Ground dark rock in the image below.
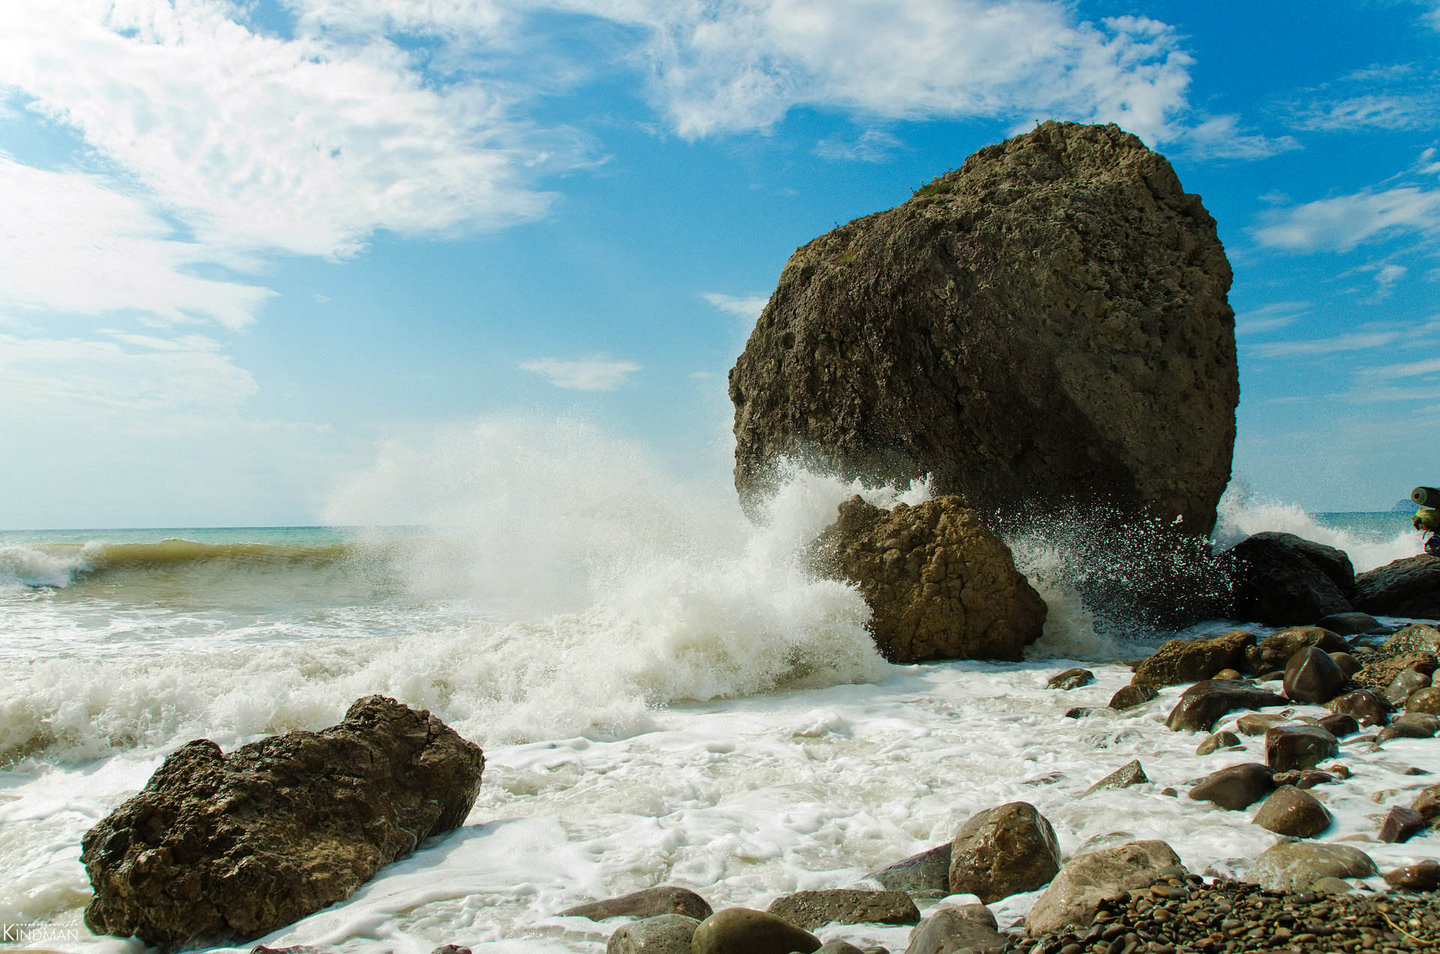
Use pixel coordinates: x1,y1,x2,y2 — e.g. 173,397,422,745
1380,806,1427,843
562,886,713,922
814,943,869,954
1283,646,1346,703
82,696,484,949
1248,626,1349,675
869,843,951,897
1316,611,1383,635
1221,533,1355,626
1084,760,1148,795
766,889,919,931
430,947,472,954
904,904,1005,954
948,801,1061,903
1315,713,1359,738
1188,763,1275,810
1247,843,1378,892
1387,667,1434,705
1385,860,1440,891
1165,679,1287,732
1132,630,1254,688
1252,786,1332,837
606,915,700,954
1235,712,1289,736
1355,557,1440,619
1196,730,1242,755
1328,689,1391,727
1397,712,1440,733
1272,770,1335,789
1264,725,1339,772
1108,683,1158,711
815,495,1045,662
691,908,820,954
1407,686,1440,714
1025,841,1182,936
1047,668,1094,690
1330,651,1361,678
1064,706,1099,719
729,121,1238,534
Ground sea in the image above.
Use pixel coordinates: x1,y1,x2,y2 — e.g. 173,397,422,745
1,440,1436,953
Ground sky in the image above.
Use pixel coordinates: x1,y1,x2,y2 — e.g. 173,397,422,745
0,0,1438,528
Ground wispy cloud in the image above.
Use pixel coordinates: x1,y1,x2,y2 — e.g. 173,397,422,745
703,292,769,321
519,355,641,390
1235,301,1309,335
1179,114,1299,160
814,128,904,163
1249,329,1403,359
1253,183,1440,253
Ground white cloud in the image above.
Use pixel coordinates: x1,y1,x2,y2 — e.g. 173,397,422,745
1254,185,1440,253
1295,93,1440,132
0,330,257,417
703,292,769,320
0,0,559,263
1234,301,1308,335
0,156,271,328
1179,113,1299,160
519,355,641,390
1250,330,1403,359
1374,263,1409,295
814,128,903,163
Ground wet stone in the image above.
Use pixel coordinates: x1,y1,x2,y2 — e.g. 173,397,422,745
1109,683,1159,712
1085,760,1149,796
1252,785,1332,838
1385,859,1440,891
1328,689,1391,727
1195,731,1242,756
1048,668,1095,690
1265,725,1339,772
1380,805,1427,843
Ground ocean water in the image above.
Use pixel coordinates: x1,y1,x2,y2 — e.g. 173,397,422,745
1,426,1435,953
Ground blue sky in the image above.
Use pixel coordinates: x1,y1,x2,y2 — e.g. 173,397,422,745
1,0,1438,528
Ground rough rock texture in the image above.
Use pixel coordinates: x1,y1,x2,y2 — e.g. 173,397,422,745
1354,650,1437,695
1220,532,1356,625
870,843,952,898
1047,668,1094,690
765,889,919,931
1025,841,1183,936
729,121,1238,533
1246,843,1378,892
1383,623,1440,654
906,904,1006,954
817,495,1046,662
948,801,1062,903
1246,626,1348,676
1264,725,1338,772
1108,683,1158,712
82,696,485,949
1355,555,1440,619
1131,630,1254,688
605,914,700,954
1084,760,1148,796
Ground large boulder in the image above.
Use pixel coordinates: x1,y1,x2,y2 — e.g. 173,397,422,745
948,801,1062,903
1165,680,1287,732
729,121,1238,533
816,495,1046,662
1131,629,1254,687
1220,532,1355,625
1025,841,1183,936
1355,556,1440,619
82,696,485,949
1246,843,1378,892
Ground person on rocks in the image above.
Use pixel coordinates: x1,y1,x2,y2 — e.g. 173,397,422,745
1413,506,1440,557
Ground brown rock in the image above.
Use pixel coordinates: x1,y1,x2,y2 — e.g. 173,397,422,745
1387,667,1434,705
1264,725,1339,772
1132,630,1255,688
1330,652,1361,678
815,495,1046,662
1283,646,1346,703
1377,721,1436,744
1025,841,1183,936
1316,713,1360,738
948,801,1061,903
1166,679,1287,732
1414,783,1440,820
691,908,820,954
1354,650,1438,695
605,915,700,954
561,886,713,922
1328,689,1391,727
729,121,1239,534
765,889,919,931
1316,611,1383,635
1196,730,1242,755
1109,683,1159,711
1248,626,1349,675
81,696,485,949
1407,687,1440,715
1222,534,1355,626
1247,842,1378,892
905,904,1005,954
1047,667,1094,690
1252,785,1332,837
869,843,951,897
1235,712,1289,736
1084,760,1148,795
1380,806,1427,843
1385,860,1440,891
1188,763,1275,810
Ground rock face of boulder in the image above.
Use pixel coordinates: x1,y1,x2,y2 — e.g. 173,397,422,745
1026,841,1183,936
1221,532,1355,625
1355,556,1440,619
1131,630,1254,688
82,696,485,949
817,495,1046,662
729,121,1238,533
949,801,1062,903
